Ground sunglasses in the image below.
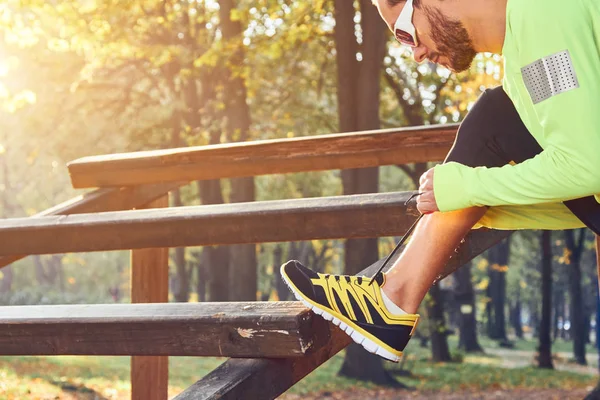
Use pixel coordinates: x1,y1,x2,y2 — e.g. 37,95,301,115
393,0,418,47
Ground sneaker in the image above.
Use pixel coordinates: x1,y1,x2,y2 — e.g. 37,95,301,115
280,260,419,362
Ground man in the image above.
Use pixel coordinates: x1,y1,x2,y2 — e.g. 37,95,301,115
281,0,600,362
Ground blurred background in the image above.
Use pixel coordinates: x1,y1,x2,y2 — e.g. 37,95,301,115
0,0,598,398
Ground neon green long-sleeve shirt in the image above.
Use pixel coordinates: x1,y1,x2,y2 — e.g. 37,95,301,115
433,0,600,230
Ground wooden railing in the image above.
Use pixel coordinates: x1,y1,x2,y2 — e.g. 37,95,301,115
67,124,458,188
0,124,510,399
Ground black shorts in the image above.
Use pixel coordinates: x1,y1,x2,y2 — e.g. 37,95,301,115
444,85,600,235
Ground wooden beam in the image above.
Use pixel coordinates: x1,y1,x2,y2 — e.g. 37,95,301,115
177,227,508,400
0,182,182,269
173,327,351,400
67,124,458,189
0,192,421,256
131,196,169,400
0,302,329,357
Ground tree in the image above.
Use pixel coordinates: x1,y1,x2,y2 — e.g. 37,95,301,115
454,261,483,352
584,235,600,399
333,0,400,385
427,284,452,361
538,231,554,369
563,228,588,365
217,0,257,301
487,237,511,343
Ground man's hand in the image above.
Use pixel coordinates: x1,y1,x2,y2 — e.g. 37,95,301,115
417,168,439,214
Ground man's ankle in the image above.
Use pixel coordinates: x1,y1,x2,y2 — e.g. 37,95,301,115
381,284,418,314
380,286,410,315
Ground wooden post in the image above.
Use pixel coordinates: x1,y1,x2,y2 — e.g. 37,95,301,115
131,195,169,400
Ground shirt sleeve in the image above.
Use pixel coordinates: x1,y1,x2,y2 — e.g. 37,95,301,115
433,0,600,212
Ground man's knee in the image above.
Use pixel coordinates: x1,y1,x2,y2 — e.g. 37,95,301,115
444,87,506,168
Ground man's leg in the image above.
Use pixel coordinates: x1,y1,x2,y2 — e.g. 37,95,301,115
382,208,485,313
382,86,547,313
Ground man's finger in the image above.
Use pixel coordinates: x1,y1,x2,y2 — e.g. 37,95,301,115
417,203,435,214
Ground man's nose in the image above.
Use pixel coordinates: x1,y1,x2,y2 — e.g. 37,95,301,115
412,46,428,63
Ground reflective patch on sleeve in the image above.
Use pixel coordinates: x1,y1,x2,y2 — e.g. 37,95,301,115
521,50,579,104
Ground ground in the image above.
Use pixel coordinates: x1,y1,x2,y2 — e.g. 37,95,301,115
0,337,597,399
283,388,591,399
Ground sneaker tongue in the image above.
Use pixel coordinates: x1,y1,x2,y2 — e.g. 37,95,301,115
374,272,385,286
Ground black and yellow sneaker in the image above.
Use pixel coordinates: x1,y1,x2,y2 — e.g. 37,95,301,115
280,260,419,362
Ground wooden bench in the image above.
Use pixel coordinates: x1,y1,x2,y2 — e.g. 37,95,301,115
0,123,514,399
0,302,329,357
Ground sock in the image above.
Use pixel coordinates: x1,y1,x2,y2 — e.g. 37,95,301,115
380,286,409,315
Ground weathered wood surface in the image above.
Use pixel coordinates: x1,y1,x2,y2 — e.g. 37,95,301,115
131,196,169,400
0,182,181,269
173,326,351,400
177,226,510,400
0,192,421,256
68,124,458,188
0,302,329,357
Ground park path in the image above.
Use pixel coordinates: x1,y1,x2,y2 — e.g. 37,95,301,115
282,388,590,399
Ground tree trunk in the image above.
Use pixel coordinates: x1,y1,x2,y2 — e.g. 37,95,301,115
198,180,229,302
584,313,591,345
171,186,190,302
487,238,510,342
565,229,587,365
0,267,12,294
273,245,289,301
196,259,206,302
553,289,561,341
538,231,554,369
511,286,523,339
168,110,191,303
454,262,483,352
428,284,452,362
0,133,13,293
48,255,64,292
486,285,493,337
584,235,600,399
336,0,400,386
530,299,539,338
218,0,256,302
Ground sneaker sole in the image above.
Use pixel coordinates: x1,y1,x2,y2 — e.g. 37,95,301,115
280,265,402,363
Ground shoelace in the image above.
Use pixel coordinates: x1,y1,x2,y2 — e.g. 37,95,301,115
368,192,425,286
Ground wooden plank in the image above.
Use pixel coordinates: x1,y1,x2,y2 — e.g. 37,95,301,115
131,196,169,400
174,327,351,400
67,124,458,189
0,182,182,269
178,227,508,400
0,192,421,256
0,302,329,357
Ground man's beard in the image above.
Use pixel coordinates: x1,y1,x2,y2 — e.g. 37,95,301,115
424,6,477,72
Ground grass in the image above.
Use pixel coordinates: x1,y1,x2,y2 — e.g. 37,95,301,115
0,336,597,399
